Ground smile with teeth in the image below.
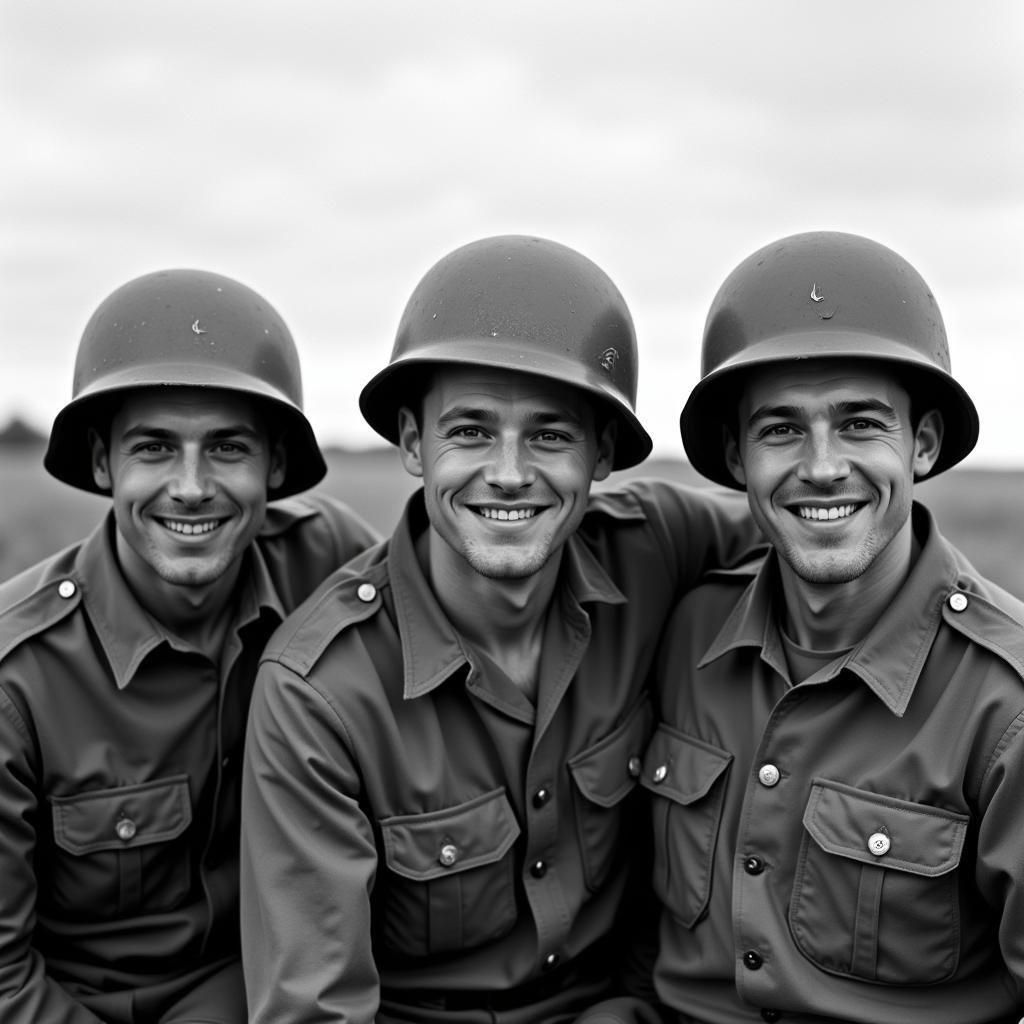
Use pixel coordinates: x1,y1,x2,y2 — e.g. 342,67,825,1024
160,518,223,535
795,504,859,522
477,507,537,522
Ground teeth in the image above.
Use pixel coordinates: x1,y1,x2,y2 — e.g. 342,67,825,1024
480,508,536,521
797,504,858,521
163,519,220,535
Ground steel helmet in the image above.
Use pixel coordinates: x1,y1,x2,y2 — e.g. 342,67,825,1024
359,235,653,469
680,231,979,489
45,268,327,498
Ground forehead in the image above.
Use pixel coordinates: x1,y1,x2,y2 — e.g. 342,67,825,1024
740,359,909,412
422,365,592,419
109,387,264,432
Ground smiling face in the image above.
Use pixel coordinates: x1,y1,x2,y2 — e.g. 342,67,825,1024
397,366,615,584
91,388,286,599
725,359,942,587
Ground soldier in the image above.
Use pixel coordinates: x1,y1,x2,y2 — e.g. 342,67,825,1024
646,231,1024,1022
0,270,377,1023
239,235,762,1024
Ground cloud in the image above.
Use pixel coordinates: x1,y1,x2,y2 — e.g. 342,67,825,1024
2,0,1021,463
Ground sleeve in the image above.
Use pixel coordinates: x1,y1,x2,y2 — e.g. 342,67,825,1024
240,659,380,1024
975,709,1024,1008
0,689,105,1024
629,478,762,597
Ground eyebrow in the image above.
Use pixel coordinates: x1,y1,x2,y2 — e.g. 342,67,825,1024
121,424,263,441
746,398,897,424
436,405,585,429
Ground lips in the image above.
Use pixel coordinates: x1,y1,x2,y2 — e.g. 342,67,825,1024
475,507,538,522
793,503,862,522
158,518,225,536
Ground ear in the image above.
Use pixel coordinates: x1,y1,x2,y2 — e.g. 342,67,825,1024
89,428,113,492
723,425,747,488
912,409,944,480
591,419,618,483
267,437,288,492
397,407,424,478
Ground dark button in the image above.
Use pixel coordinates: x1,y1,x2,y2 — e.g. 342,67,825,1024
761,1011,782,1022
532,787,551,808
744,855,765,875
743,950,763,970
529,860,547,878
543,952,560,971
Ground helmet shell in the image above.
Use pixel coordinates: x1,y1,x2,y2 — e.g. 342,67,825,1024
680,231,979,489
359,235,652,469
45,269,326,498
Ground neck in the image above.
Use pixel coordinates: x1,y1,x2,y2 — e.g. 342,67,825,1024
115,535,241,661
778,520,918,651
418,529,560,697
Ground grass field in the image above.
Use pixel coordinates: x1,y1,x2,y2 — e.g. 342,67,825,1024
2,442,1022,598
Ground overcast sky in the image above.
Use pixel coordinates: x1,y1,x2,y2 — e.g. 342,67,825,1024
2,1,1021,466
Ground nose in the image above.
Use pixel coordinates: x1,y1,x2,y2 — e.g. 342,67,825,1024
797,428,850,487
482,435,536,492
167,448,215,505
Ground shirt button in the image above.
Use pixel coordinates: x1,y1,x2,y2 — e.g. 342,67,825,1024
115,817,137,842
743,950,764,970
543,952,560,971
532,787,551,808
948,592,968,613
58,580,76,599
652,764,668,784
867,832,891,857
529,860,547,878
744,855,765,875
758,764,781,787
627,756,642,778
356,582,377,603
438,843,459,867
761,1011,782,1022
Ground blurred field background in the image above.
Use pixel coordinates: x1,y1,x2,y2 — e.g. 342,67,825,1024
2,439,1022,598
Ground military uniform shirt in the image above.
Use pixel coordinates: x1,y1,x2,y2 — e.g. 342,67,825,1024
240,481,760,1024
0,494,376,1024
647,504,1024,1024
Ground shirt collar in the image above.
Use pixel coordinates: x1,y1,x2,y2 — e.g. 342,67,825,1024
77,513,284,690
389,491,626,700
699,503,959,716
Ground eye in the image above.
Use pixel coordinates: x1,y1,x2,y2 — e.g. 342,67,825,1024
758,423,797,439
535,429,571,443
450,425,486,440
843,418,881,433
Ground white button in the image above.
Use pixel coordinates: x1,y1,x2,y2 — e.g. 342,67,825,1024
758,764,781,787
627,756,642,778
868,832,890,856
948,593,968,613
356,583,376,603
58,580,76,599
439,843,458,867
116,818,137,842
652,764,668,784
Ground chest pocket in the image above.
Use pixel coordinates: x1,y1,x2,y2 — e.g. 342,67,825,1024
640,724,732,928
568,699,653,893
790,778,968,984
47,775,193,918
379,787,520,957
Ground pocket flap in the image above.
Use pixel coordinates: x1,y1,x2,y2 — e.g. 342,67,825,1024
640,725,732,805
381,788,520,881
50,775,192,855
568,699,653,808
802,779,968,877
